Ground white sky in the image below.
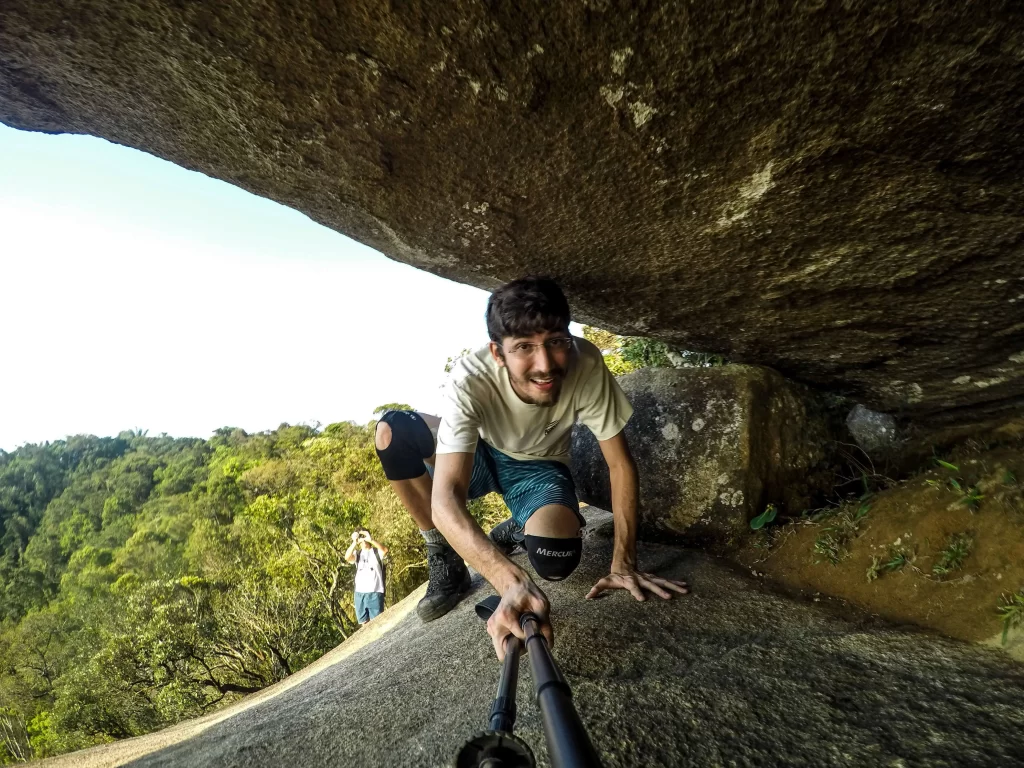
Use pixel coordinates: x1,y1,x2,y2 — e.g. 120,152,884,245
0,124,565,451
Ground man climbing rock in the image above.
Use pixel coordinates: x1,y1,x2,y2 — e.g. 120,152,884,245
373,276,688,657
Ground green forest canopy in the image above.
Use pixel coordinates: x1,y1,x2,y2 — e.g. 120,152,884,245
0,422,506,760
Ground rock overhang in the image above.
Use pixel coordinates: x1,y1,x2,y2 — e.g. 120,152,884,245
2,1,1022,438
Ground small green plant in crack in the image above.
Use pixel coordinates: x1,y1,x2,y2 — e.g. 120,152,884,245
814,532,845,565
883,547,913,572
853,502,871,524
997,590,1024,645
867,545,914,582
1002,469,1018,487
750,504,778,531
944,476,983,511
813,504,870,565
959,485,984,511
932,533,973,577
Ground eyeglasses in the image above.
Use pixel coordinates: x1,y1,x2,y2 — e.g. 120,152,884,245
502,337,574,359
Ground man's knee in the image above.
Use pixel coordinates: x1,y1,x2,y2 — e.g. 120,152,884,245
521,504,583,581
375,421,392,451
374,410,433,481
524,534,582,581
524,504,581,538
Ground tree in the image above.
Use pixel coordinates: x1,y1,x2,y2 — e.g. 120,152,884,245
582,325,724,375
372,403,413,415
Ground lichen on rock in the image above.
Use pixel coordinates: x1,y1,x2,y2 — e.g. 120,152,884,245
571,365,835,548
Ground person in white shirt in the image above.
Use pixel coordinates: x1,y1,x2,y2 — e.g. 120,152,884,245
345,530,388,624
373,277,688,657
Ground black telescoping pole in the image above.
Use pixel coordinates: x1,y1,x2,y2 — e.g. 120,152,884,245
456,597,536,768
488,635,522,733
520,614,603,768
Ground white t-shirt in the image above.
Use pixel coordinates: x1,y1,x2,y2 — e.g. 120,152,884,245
354,548,385,594
436,336,633,465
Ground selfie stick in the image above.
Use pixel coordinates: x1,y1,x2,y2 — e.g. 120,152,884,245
519,613,603,768
455,603,535,768
489,634,523,733
457,597,603,768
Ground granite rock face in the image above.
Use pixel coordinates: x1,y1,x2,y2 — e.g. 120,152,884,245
2,2,1024,438
41,511,1024,768
571,366,834,547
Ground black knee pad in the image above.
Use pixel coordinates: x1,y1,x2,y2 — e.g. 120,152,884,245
376,410,435,481
524,535,582,581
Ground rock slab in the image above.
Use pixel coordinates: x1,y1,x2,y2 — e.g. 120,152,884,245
572,365,834,547
43,510,1024,768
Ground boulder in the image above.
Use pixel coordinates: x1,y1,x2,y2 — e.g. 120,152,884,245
41,510,1024,768
571,365,834,548
846,404,900,461
3,2,1024,439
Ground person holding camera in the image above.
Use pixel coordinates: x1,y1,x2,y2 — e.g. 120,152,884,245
345,530,389,625
373,276,689,657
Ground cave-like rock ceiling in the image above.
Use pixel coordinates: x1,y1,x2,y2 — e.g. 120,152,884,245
3,1,1022,439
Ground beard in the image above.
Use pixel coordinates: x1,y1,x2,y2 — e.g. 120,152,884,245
508,365,567,406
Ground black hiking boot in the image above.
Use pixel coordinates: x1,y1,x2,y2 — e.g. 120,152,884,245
416,542,472,622
488,517,525,556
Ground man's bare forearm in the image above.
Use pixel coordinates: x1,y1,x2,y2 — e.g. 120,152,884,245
609,459,640,570
432,487,525,593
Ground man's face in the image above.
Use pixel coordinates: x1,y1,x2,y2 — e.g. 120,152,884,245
489,329,575,406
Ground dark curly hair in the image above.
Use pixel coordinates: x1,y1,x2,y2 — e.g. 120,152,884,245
485,276,571,343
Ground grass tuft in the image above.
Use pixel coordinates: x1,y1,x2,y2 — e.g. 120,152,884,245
958,486,984,511
932,532,973,577
998,590,1024,645
813,503,870,565
866,544,914,582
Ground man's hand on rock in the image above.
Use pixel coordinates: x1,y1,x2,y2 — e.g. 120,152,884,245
488,573,552,661
585,568,689,601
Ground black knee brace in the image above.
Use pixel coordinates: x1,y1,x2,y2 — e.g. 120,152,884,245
524,535,583,581
375,410,435,481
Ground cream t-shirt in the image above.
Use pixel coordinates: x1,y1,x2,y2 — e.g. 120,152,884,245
436,336,633,465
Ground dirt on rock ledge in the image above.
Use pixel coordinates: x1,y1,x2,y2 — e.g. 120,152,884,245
736,441,1024,660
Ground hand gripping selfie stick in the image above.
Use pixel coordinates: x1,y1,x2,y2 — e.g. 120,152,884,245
455,597,603,768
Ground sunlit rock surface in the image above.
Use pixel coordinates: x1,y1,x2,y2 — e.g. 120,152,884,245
572,366,834,546
41,511,1024,768
2,2,1024,441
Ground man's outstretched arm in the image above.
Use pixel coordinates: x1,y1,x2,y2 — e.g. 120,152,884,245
585,431,690,601
431,451,552,659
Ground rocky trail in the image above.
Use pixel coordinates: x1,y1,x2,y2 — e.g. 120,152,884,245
45,511,1024,768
